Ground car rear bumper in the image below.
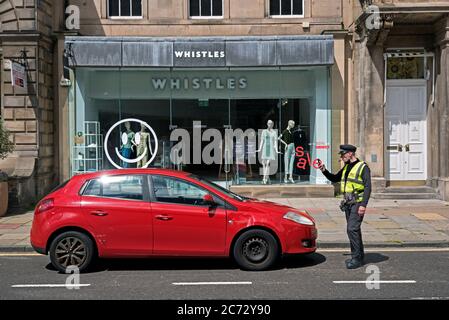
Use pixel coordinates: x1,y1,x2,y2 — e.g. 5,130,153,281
30,215,48,255
32,244,47,255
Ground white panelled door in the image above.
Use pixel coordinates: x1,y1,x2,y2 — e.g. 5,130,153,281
386,81,427,181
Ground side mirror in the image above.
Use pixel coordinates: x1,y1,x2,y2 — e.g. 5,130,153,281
202,194,216,206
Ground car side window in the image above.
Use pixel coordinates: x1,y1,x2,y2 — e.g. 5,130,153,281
83,175,144,201
152,175,210,206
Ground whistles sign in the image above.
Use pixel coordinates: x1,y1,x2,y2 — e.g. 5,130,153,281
174,51,225,59
173,42,226,67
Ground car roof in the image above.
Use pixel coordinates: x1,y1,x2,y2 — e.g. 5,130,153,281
71,168,192,181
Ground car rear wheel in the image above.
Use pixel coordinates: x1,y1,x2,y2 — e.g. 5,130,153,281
49,231,95,273
233,229,279,271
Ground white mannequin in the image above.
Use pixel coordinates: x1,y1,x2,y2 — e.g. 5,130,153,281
134,123,153,168
257,120,280,184
279,120,296,183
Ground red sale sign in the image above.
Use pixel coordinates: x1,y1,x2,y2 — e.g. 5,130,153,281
295,146,321,170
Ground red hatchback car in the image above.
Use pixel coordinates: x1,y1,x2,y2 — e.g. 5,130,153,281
31,169,317,272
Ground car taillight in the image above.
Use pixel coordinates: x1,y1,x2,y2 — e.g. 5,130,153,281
36,198,54,214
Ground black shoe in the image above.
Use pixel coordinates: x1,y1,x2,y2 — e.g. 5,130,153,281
345,255,363,264
346,259,363,269
345,258,364,265
346,255,364,265
359,255,365,265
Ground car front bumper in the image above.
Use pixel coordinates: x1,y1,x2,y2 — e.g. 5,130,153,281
283,224,318,254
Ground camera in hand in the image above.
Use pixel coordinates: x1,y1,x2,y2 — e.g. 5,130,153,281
340,193,358,212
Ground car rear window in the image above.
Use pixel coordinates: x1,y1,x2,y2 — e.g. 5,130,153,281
82,175,144,201
49,180,70,194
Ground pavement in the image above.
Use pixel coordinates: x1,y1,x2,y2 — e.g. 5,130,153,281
265,197,449,248
0,197,449,252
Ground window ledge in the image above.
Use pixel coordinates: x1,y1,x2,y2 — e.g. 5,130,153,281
109,16,143,20
189,16,224,20
270,15,305,19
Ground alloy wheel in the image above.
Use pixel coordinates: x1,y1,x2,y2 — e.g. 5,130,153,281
55,237,87,268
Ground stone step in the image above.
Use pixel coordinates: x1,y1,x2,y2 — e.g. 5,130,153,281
372,192,438,200
382,186,436,194
230,184,335,198
372,186,438,199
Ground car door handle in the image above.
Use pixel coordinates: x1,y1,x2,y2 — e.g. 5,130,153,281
90,210,109,217
155,215,173,221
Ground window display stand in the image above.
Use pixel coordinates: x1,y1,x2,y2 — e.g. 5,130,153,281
72,121,104,175
160,140,175,169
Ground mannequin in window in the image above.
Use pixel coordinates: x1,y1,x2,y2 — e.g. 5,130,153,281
279,120,296,183
135,123,153,168
120,121,136,168
257,120,280,184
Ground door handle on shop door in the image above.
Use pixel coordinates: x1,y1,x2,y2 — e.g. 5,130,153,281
155,215,173,221
90,210,109,217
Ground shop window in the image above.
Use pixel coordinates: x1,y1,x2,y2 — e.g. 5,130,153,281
71,68,330,186
229,98,312,184
190,0,223,18
270,0,304,17
108,0,142,18
387,57,425,80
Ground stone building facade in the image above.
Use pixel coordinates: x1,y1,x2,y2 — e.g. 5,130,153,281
353,0,449,200
0,0,55,208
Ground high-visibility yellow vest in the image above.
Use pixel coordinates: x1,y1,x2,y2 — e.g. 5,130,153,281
341,161,366,202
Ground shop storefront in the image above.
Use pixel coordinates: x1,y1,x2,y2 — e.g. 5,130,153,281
65,36,333,186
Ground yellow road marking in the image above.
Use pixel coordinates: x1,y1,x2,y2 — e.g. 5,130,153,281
318,248,449,253
1,248,449,257
0,253,42,257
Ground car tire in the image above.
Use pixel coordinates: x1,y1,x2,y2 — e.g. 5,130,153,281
49,231,95,273
233,229,279,271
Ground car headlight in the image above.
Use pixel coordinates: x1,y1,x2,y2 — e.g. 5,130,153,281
283,212,314,226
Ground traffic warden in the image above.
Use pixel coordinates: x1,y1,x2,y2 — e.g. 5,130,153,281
318,144,371,269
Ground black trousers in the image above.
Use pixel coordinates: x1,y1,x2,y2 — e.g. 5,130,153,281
344,203,365,261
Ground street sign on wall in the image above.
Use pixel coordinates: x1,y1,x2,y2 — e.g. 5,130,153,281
11,62,27,90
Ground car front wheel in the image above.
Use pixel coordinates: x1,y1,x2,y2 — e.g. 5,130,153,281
49,231,95,273
233,229,279,271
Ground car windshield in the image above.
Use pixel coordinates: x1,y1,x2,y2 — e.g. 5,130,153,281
189,175,248,202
